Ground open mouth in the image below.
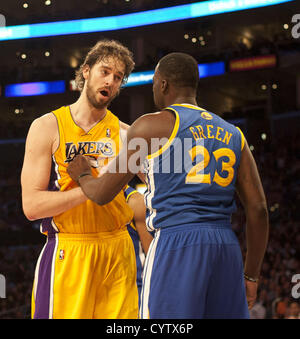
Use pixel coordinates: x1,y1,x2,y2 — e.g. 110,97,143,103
100,90,109,97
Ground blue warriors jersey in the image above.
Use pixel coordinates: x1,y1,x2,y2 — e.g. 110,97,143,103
124,186,146,299
143,104,245,231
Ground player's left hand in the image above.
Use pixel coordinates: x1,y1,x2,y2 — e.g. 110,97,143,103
67,155,92,183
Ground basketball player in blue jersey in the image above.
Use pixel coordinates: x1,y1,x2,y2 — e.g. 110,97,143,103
67,52,269,319
124,185,153,305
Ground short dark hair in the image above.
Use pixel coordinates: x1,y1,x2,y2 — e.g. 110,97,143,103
157,52,199,90
75,39,135,91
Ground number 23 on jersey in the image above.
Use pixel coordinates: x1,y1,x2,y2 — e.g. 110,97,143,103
186,145,236,187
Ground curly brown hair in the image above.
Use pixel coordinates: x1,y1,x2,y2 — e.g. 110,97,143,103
75,39,135,91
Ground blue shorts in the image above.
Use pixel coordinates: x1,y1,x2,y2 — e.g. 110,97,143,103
140,224,249,319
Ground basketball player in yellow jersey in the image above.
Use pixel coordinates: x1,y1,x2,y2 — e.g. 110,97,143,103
21,40,139,319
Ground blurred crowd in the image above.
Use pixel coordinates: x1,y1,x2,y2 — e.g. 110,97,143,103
0,125,299,319
233,130,300,319
0,245,42,319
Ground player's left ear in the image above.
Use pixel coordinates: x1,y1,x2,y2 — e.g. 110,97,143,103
161,79,168,93
82,65,90,80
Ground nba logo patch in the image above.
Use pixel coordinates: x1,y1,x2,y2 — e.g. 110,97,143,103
59,249,65,260
201,111,213,120
106,128,111,137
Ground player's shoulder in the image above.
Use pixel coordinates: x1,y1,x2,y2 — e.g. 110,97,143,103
207,110,240,133
131,110,173,130
27,112,59,146
119,120,130,131
126,188,144,209
210,113,245,150
119,120,130,144
127,110,174,143
31,112,57,129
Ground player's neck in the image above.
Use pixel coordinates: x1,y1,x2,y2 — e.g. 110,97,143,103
164,87,198,108
70,94,107,127
168,95,198,108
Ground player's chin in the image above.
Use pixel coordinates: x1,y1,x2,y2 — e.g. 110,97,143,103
93,97,111,109
104,95,116,107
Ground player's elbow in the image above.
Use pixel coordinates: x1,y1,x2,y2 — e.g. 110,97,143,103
255,201,268,218
247,201,269,224
22,198,39,221
26,214,37,222
23,205,38,221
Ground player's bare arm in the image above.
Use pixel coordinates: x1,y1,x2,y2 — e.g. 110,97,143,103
236,139,269,278
21,113,87,221
119,120,130,142
127,192,153,254
236,138,269,309
120,119,146,184
67,110,175,204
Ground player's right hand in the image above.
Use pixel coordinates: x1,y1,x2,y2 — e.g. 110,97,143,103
244,279,258,310
67,155,92,183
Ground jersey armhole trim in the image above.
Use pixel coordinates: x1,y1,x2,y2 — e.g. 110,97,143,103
128,221,137,231
125,189,138,202
172,103,205,111
50,111,60,156
50,109,62,191
236,126,245,151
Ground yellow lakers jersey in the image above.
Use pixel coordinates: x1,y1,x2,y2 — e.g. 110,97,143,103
41,105,133,234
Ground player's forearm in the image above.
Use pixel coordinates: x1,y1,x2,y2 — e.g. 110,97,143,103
22,187,88,221
78,172,132,205
82,179,121,205
244,203,269,279
135,222,153,255
78,175,112,205
139,231,153,255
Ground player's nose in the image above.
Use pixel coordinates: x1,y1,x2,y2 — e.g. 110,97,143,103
105,73,114,86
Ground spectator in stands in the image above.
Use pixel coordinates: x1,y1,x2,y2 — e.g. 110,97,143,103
285,301,300,319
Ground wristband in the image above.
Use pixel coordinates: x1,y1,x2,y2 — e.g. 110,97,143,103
77,172,92,184
244,273,259,283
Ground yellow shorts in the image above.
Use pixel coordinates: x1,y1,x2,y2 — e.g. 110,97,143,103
31,228,138,319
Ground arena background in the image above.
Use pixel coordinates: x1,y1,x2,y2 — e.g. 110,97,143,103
0,0,299,319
